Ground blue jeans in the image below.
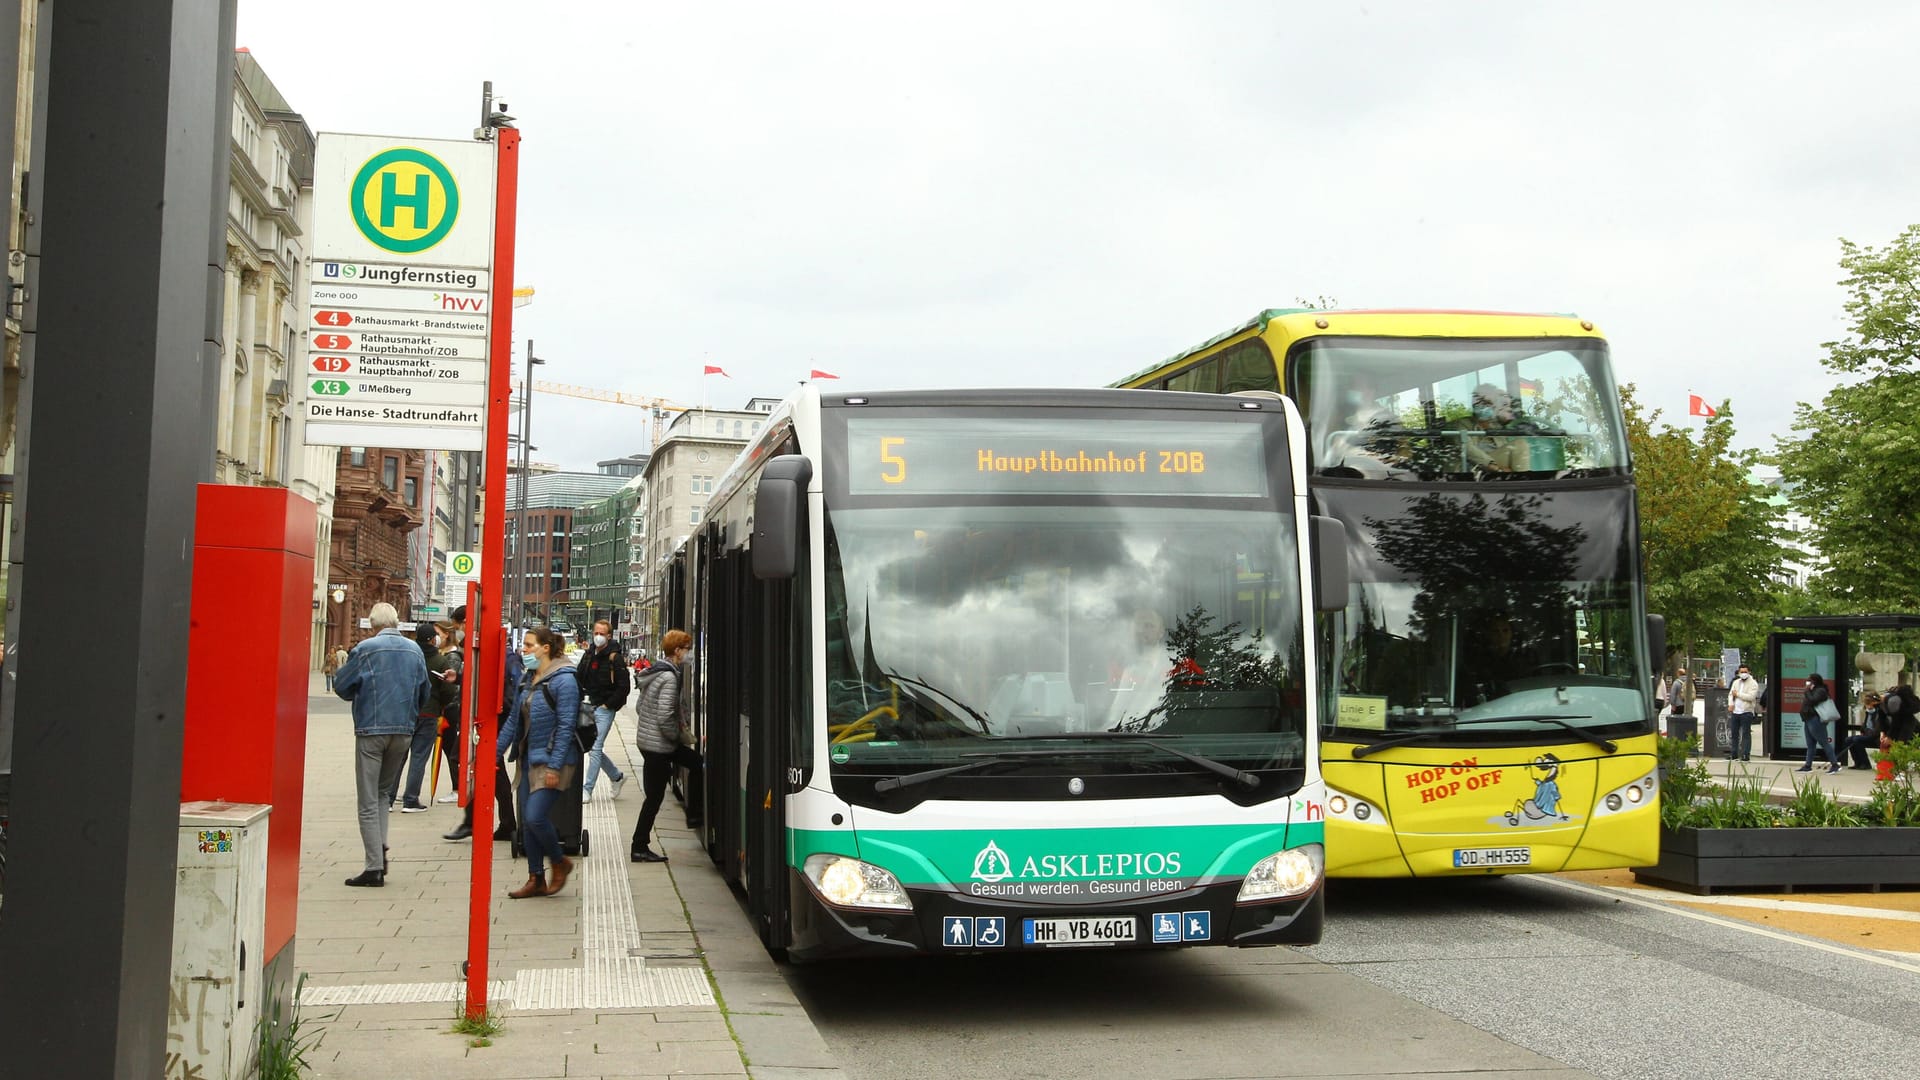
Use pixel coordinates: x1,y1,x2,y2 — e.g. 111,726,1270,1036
1728,715,1755,759
1802,717,1838,767
523,772,569,875
583,704,624,794
401,716,440,804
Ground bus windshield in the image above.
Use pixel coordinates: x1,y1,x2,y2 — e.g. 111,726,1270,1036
1317,486,1650,740
820,504,1308,771
1296,337,1627,481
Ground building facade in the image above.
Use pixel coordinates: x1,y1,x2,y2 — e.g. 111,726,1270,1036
325,447,428,653
640,403,772,628
504,469,631,627
567,474,645,636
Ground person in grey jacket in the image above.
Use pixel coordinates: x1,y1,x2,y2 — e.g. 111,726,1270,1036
333,602,432,887
630,629,705,863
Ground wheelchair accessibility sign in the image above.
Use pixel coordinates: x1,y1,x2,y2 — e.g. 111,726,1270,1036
941,916,1006,947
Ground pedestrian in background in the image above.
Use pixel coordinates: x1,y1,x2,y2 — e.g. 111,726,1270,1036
323,647,339,692
1842,691,1886,770
445,633,523,843
578,618,630,804
1881,684,1918,746
1797,672,1841,774
430,620,464,803
631,629,704,864
1670,667,1695,731
508,626,579,899
333,602,431,887
1726,664,1761,762
398,623,445,813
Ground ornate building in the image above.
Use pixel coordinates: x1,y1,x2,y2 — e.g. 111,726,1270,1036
325,446,427,651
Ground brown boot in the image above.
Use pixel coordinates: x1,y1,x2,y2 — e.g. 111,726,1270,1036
545,856,574,896
507,872,547,899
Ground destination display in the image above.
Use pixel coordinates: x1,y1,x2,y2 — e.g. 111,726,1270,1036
844,417,1270,497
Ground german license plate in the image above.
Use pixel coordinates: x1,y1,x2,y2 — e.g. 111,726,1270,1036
1022,916,1137,946
1453,846,1531,868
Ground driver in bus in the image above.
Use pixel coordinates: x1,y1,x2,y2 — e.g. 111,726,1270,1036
1457,384,1531,474
1462,613,1522,704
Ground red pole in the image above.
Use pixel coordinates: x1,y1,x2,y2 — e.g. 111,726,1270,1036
466,123,520,1021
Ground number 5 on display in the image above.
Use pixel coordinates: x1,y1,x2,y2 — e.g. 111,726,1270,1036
880,437,906,484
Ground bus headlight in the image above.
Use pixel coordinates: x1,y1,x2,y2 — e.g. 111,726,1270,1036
1593,770,1658,819
802,853,913,911
1237,844,1323,903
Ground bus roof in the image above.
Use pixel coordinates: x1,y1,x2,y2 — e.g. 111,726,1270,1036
1114,307,1597,387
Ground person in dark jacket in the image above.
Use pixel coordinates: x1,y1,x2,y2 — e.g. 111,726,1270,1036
630,629,704,864
401,622,459,811
508,626,580,899
1797,672,1840,774
577,618,629,804
445,633,522,842
1881,684,1919,746
1843,691,1887,770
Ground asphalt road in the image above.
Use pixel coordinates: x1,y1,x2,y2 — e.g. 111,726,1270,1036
781,875,1920,1080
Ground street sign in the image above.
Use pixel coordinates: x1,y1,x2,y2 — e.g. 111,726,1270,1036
444,550,482,602
305,134,498,452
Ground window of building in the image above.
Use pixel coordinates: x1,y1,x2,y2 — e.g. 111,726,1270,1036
383,456,398,491
733,420,743,437
350,447,366,467
690,508,701,525
404,477,418,506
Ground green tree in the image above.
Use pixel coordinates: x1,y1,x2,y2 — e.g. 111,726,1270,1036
1776,224,1920,611
1621,384,1786,662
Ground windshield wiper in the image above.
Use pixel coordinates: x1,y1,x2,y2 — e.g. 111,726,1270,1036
1039,731,1262,789
872,749,1119,794
1351,714,1610,759
882,669,993,734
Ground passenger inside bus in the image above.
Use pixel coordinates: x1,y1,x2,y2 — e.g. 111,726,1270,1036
1455,384,1531,474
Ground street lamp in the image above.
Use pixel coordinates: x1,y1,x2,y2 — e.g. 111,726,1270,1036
511,341,546,626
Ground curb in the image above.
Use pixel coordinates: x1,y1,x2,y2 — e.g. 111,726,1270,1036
666,829,850,1080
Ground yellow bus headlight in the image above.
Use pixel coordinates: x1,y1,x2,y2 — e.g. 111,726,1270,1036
803,853,913,911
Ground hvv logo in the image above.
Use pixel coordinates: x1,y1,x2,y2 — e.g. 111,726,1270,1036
434,293,485,312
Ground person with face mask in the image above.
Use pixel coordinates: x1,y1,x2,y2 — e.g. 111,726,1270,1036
508,625,580,898
576,618,630,803
398,621,450,813
631,629,705,863
1726,665,1761,762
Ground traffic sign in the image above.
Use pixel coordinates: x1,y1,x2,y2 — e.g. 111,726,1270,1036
307,135,498,451
444,550,482,602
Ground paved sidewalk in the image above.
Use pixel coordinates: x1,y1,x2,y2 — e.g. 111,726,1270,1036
293,675,834,1080
1683,750,1889,803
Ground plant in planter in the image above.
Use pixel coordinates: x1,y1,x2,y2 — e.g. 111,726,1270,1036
1638,735,1920,892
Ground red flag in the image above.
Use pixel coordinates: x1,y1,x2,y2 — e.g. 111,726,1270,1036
810,369,840,380
1688,393,1717,418
703,365,729,377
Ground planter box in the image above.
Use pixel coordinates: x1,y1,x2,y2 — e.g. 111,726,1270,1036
1634,826,1920,894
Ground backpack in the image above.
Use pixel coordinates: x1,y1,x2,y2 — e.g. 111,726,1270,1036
610,659,632,711
539,668,598,754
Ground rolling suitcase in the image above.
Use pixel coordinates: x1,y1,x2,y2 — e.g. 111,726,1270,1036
509,764,590,858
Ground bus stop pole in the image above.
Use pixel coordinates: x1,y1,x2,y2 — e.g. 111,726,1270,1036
466,117,520,1022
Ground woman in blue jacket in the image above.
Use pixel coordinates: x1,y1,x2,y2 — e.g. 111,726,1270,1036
509,625,582,898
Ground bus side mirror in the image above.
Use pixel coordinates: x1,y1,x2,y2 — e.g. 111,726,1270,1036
752,455,814,580
1646,613,1666,680
1310,515,1348,613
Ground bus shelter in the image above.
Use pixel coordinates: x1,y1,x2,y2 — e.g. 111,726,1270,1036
1767,614,1920,762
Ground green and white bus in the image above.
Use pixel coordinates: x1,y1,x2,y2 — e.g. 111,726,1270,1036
687,386,1344,960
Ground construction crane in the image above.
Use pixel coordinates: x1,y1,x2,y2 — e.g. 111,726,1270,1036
513,378,689,448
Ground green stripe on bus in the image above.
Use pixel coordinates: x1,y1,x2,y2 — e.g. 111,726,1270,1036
791,822,1325,884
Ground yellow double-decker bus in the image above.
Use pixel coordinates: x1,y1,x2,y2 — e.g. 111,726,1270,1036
1113,309,1661,878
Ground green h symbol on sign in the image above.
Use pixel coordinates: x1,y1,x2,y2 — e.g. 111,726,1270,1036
380,169,432,230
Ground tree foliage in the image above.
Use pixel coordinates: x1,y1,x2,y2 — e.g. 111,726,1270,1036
1776,224,1920,612
1621,384,1786,661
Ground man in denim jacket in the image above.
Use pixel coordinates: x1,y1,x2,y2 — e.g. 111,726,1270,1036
334,602,431,887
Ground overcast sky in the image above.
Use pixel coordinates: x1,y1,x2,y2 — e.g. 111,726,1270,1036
239,1,1920,470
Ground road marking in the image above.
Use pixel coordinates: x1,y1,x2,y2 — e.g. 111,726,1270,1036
1534,875,1920,976
1632,892,1920,924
